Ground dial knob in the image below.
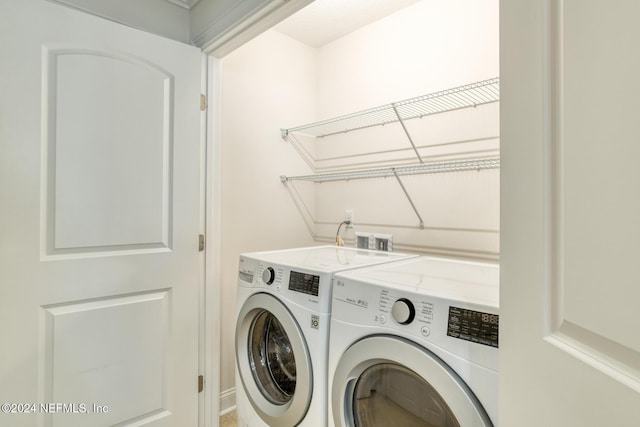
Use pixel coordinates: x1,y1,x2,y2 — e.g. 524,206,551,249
391,298,415,325
262,267,275,285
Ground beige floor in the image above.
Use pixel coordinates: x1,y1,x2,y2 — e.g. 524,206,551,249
219,410,238,427
355,391,454,427
219,401,447,427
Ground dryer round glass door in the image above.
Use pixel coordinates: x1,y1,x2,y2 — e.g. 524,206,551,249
236,293,312,426
332,336,493,427
353,363,459,427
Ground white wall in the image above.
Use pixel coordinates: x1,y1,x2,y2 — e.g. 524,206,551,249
316,0,499,113
310,0,499,259
219,30,318,396
220,0,499,408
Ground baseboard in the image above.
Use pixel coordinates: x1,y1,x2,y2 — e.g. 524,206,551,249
219,387,236,416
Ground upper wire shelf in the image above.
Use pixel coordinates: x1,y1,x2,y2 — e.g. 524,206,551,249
280,77,500,139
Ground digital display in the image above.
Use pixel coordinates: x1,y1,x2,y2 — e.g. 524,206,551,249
447,306,499,348
288,271,320,296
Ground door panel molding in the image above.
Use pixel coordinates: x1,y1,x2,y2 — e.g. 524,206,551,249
40,44,175,260
543,0,640,392
39,290,171,426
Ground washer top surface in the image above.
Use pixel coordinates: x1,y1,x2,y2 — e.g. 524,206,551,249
243,245,415,273
334,255,499,308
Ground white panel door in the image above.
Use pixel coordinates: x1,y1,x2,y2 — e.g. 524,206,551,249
0,1,202,426
501,0,640,425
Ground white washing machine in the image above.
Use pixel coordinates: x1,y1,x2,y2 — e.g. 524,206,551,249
328,256,499,427
235,246,417,427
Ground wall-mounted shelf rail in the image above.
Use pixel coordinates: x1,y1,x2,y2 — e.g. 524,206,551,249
281,157,500,230
280,157,500,183
280,77,500,140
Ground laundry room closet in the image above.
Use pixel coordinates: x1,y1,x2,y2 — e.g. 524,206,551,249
218,0,499,413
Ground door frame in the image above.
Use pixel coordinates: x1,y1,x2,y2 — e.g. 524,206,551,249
201,2,316,422
204,54,222,426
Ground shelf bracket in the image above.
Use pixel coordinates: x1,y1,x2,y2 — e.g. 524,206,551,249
392,169,424,229
392,104,423,164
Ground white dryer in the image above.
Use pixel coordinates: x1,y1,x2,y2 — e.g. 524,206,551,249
235,246,417,427
328,256,499,427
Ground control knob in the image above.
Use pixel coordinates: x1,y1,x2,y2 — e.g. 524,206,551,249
262,267,275,285
391,298,415,325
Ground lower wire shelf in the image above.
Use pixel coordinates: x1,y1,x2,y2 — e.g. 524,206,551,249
280,157,500,183
280,157,500,230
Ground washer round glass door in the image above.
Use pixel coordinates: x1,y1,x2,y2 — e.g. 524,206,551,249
248,310,297,403
332,336,493,427
236,293,312,426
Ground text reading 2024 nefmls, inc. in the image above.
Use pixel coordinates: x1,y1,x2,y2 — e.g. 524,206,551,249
1,403,109,414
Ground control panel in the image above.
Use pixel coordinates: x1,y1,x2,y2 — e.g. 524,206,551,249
391,298,415,325
447,306,499,348
257,264,285,289
262,266,275,285
378,289,434,329
333,279,499,351
288,271,320,297
331,263,499,370
247,262,331,313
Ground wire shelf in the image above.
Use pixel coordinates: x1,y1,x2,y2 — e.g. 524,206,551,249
281,77,500,139
280,157,500,183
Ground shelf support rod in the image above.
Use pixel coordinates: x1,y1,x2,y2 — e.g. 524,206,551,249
392,104,423,163
392,169,424,229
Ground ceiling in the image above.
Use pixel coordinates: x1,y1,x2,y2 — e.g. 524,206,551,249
166,0,200,9
273,0,419,48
